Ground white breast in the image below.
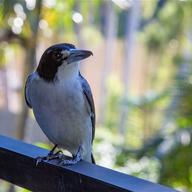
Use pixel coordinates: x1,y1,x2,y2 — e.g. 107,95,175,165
27,69,92,161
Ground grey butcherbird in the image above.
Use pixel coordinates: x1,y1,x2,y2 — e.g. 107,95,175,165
25,43,95,165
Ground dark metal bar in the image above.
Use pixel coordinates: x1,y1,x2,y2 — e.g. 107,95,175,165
0,135,179,192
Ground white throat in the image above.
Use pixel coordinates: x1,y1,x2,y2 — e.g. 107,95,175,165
56,62,79,81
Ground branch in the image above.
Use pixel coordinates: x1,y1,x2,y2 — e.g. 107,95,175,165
0,29,27,47
139,0,167,30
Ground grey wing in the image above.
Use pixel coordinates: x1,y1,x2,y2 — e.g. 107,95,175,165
25,74,33,108
79,73,95,143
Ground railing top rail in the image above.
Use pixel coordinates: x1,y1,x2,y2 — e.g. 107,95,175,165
0,135,179,192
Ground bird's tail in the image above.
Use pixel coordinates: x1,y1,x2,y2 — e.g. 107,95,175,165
91,153,96,164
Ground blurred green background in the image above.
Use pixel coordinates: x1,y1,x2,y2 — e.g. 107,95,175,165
0,0,191,191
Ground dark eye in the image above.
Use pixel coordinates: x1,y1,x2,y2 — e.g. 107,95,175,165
55,53,61,58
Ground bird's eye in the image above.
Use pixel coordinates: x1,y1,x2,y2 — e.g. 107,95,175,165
55,53,61,58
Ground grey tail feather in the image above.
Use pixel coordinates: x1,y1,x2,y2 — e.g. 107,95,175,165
91,153,96,164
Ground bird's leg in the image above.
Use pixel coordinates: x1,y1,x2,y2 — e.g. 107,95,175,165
48,144,58,156
58,146,82,166
46,144,64,160
36,144,64,166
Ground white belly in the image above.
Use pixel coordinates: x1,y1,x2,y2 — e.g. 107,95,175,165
29,77,92,158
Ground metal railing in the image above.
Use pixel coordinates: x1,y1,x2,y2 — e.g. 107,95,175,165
0,135,179,192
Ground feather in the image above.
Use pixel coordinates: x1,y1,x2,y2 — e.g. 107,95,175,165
79,73,95,143
24,73,34,108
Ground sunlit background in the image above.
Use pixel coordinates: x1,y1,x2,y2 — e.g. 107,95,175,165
0,0,191,191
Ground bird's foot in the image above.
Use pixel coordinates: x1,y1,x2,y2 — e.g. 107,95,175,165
35,145,64,166
36,151,63,166
58,146,82,166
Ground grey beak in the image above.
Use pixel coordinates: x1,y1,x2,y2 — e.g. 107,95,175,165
67,49,93,63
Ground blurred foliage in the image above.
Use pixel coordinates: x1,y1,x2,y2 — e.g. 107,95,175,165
160,129,192,190
104,75,123,130
96,1,192,191
176,80,192,128
0,44,6,68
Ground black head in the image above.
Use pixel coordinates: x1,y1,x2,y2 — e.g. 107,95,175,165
37,43,92,82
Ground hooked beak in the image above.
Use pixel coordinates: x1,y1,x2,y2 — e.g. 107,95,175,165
66,49,93,64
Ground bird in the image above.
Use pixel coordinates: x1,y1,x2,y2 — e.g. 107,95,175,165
25,43,95,165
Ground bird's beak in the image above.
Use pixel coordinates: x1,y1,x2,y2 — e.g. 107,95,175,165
66,49,93,64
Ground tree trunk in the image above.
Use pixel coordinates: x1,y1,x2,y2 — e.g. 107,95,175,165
118,0,141,135
73,0,84,48
98,0,117,125
16,0,42,140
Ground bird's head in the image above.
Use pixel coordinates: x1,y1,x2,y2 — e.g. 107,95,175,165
37,43,93,82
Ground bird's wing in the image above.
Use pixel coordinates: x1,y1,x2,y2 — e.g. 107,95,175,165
79,73,95,143
24,73,33,108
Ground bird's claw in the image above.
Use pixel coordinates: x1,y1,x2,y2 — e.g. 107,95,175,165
35,157,44,166
58,146,82,166
35,146,82,166
35,150,64,166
